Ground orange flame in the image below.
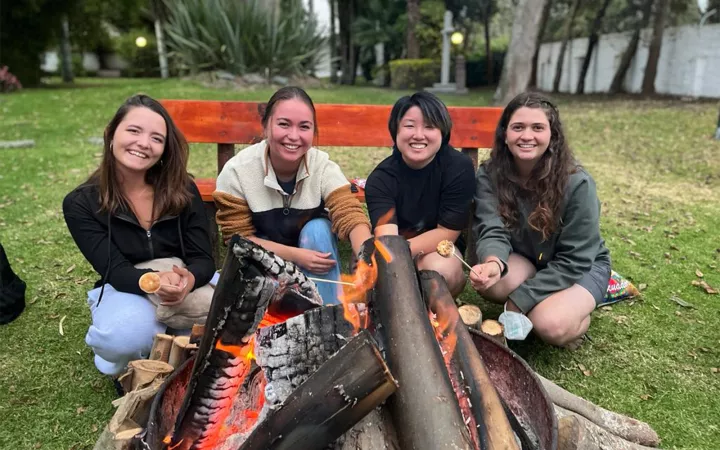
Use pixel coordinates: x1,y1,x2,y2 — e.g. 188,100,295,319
428,289,459,365
339,253,378,332
374,239,393,263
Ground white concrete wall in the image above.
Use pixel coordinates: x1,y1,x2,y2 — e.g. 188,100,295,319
537,23,720,98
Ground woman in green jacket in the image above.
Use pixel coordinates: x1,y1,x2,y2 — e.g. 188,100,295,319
470,92,611,347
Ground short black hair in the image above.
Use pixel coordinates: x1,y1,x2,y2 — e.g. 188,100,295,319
388,92,452,146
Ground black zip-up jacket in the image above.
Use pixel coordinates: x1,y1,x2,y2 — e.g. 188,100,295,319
62,180,215,296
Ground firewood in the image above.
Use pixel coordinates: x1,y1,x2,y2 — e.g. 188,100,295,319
371,236,474,450
239,329,398,450
113,428,143,440
539,375,660,447
555,407,658,450
459,304,482,330
167,335,196,369
481,319,506,346
420,270,519,450
128,359,173,391
189,324,205,345
149,333,173,363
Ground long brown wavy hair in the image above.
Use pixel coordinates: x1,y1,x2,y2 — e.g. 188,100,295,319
88,94,192,217
483,92,578,241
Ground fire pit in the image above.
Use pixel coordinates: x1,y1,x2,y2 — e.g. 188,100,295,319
143,236,557,450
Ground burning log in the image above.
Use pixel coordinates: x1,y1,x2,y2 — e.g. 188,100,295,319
240,328,397,450
538,375,659,447
555,408,658,450
164,236,322,450
420,270,519,450
370,235,474,450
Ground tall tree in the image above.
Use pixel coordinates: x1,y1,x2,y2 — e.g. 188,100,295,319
552,0,583,93
483,0,494,84
406,0,421,58
494,0,548,105
609,0,654,94
529,0,552,88
338,0,358,83
60,15,74,83
151,0,169,78
641,0,670,94
576,0,612,94
329,0,338,83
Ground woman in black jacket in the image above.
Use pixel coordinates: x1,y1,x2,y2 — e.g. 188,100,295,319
63,95,215,376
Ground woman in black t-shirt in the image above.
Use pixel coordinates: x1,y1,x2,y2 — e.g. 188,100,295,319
365,92,476,296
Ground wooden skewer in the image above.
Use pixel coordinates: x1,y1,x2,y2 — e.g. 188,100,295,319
450,251,481,278
307,277,356,287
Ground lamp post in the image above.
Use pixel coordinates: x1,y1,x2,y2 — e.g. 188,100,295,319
451,32,467,94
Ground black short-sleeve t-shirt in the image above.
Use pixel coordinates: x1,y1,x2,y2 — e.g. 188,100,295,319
365,145,476,250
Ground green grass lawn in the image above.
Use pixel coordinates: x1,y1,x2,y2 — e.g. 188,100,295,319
1,78,719,449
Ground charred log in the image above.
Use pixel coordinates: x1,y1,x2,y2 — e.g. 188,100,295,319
370,236,473,450
240,329,397,450
166,236,322,450
420,270,519,450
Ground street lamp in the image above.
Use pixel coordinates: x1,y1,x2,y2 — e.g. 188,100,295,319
451,32,464,46
135,36,148,48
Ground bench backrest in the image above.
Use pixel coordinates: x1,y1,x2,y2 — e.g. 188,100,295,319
161,100,503,172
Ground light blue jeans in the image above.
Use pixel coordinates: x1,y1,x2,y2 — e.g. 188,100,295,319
298,218,341,305
85,272,221,376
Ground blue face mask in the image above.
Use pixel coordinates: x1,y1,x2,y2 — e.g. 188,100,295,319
498,303,533,340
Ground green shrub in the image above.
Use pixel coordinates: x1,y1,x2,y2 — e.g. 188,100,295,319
163,0,326,78
113,29,159,77
389,59,439,90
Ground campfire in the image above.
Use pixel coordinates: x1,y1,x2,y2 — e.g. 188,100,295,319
136,235,557,450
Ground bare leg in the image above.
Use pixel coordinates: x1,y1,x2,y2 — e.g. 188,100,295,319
527,285,595,347
416,251,466,297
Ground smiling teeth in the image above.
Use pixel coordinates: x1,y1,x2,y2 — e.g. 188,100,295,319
410,143,426,149
518,144,535,148
128,150,148,158
284,144,300,150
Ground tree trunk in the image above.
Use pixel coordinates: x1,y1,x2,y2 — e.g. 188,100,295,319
60,15,74,83
552,0,583,93
494,0,548,105
406,0,421,59
609,0,654,95
715,108,720,140
329,0,338,83
576,0,611,94
529,0,552,89
338,0,356,84
484,2,493,85
154,19,169,79
641,0,670,95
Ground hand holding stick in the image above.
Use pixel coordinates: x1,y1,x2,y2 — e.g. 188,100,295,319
436,240,480,278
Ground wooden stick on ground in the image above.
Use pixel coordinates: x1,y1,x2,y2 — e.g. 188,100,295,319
481,319,506,346
149,334,173,363
458,305,482,331
539,375,660,447
555,407,659,450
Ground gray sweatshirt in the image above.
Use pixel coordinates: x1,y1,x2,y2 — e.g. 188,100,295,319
473,165,611,313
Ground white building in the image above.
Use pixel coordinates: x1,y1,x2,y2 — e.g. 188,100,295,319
536,23,720,98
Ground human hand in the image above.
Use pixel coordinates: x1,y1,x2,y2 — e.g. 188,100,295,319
292,249,337,275
468,261,502,292
156,266,195,305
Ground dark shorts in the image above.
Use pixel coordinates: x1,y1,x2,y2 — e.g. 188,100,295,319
577,262,612,306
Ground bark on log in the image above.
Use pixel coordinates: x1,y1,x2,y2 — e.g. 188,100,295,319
255,304,400,450
420,270,519,450
149,333,173,363
555,407,658,450
240,329,397,450
539,375,660,447
459,305,483,330
370,236,473,450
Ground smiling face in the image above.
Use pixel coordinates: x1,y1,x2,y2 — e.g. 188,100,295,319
395,106,442,169
111,106,167,175
266,98,315,171
505,106,551,170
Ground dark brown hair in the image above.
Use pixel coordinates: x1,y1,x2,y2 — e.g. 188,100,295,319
261,86,319,143
483,92,578,240
89,94,192,216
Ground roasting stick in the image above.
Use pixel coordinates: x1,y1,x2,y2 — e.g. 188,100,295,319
436,240,480,278
307,277,355,287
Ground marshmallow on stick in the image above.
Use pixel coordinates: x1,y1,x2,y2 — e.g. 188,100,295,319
436,240,479,277
139,272,162,294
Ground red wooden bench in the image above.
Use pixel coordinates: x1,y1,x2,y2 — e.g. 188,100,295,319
161,100,502,263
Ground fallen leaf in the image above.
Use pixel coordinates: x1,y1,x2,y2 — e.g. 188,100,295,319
669,295,695,308
651,305,661,311
577,364,592,376
76,406,87,414
664,252,672,259
640,394,651,401
59,315,66,336
66,264,76,274
712,368,718,374
696,269,704,278
675,311,683,317
614,315,629,325
92,424,99,433
670,244,680,251
629,251,642,258
600,306,613,311
639,283,648,291
691,280,701,286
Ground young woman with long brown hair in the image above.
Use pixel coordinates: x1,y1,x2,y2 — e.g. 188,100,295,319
470,92,611,347
63,95,216,376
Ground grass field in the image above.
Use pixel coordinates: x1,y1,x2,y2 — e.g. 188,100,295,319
0,78,718,449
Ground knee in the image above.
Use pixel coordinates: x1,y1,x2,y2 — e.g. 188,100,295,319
299,218,334,247
531,313,585,347
86,298,162,360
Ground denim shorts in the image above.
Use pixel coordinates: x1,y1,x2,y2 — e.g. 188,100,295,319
577,262,612,305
